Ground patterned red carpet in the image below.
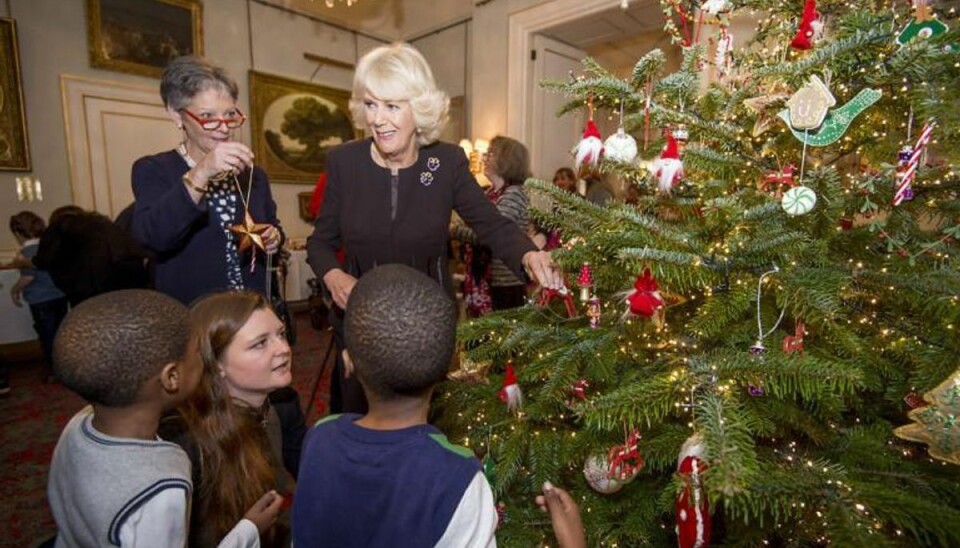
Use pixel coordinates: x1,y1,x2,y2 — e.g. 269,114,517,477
0,311,333,548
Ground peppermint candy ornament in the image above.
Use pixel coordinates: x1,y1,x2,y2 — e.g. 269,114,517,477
603,127,638,164
781,185,817,216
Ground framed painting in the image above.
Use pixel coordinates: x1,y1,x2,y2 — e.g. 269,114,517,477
249,71,358,184
86,0,203,78
0,18,30,171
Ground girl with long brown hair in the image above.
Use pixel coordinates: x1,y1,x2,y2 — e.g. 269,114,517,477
163,290,305,547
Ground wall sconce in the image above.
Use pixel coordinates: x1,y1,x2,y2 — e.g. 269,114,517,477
16,176,43,202
459,138,489,176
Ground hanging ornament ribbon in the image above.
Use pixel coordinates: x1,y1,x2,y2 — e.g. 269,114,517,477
750,266,785,355
607,430,644,481
893,120,936,206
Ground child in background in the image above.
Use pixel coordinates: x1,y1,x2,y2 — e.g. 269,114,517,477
46,289,280,547
5,211,68,384
292,264,586,548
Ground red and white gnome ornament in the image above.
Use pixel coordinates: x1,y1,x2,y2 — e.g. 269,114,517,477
790,0,823,50
652,133,685,193
676,434,711,548
499,361,522,412
575,119,604,172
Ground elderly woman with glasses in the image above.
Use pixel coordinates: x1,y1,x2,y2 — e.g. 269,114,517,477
131,56,282,305
307,42,563,413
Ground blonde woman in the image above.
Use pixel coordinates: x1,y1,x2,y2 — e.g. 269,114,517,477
307,42,562,413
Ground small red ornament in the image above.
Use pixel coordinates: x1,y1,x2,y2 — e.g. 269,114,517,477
781,321,805,355
577,263,594,302
499,361,522,412
570,379,590,401
903,392,926,409
676,434,711,548
626,268,665,318
538,284,578,318
587,295,602,328
759,164,797,198
495,501,507,528
838,217,854,231
652,133,685,193
790,0,823,50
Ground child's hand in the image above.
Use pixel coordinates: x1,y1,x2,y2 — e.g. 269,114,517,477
244,490,284,533
535,481,586,548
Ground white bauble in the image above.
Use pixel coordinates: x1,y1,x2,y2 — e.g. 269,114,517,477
603,128,638,164
583,454,625,494
781,185,817,215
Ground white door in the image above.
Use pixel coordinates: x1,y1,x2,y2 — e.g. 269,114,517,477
529,35,586,182
61,76,181,217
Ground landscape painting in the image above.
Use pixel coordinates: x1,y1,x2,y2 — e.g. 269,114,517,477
249,71,357,183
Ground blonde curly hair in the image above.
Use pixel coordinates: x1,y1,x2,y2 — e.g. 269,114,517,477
349,42,449,146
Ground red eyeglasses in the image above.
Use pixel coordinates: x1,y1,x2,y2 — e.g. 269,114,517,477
179,108,247,131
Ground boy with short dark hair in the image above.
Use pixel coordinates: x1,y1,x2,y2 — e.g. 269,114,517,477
293,265,587,548
46,289,277,547
292,264,497,547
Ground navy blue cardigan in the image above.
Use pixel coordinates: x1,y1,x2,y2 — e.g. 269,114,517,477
307,139,536,294
131,149,282,305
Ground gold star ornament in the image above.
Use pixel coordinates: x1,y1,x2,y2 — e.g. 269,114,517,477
229,211,271,253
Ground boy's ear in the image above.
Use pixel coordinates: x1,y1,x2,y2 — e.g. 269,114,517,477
158,361,181,393
342,349,354,379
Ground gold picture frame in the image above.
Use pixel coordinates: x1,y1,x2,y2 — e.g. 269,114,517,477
249,71,358,184
86,0,203,79
0,18,30,171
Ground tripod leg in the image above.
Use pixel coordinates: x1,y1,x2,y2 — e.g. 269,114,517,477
305,330,336,419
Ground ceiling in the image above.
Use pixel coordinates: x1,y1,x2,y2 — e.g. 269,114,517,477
267,0,674,75
540,0,664,51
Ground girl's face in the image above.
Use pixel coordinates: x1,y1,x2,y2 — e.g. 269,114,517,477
553,172,575,192
363,92,418,162
219,308,292,405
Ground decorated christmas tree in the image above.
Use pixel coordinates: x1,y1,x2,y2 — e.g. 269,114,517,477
438,0,960,545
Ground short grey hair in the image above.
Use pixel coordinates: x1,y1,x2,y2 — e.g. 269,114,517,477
349,43,449,146
160,55,239,110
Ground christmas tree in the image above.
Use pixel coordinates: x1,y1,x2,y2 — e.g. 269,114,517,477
438,0,960,546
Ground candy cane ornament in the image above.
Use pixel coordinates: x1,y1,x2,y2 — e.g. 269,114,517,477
894,120,936,206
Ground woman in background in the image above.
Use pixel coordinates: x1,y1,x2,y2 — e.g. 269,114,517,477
453,135,533,313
